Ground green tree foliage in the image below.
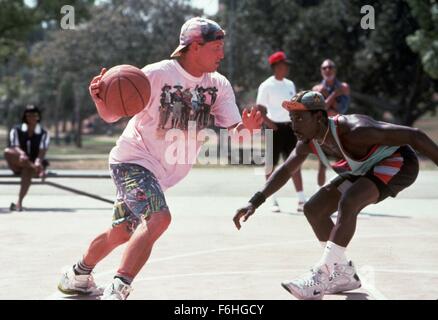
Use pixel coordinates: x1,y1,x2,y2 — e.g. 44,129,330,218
1,0,201,146
0,0,36,63
1,0,437,144
406,0,438,79
218,0,438,125
0,0,93,63
0,0,95,141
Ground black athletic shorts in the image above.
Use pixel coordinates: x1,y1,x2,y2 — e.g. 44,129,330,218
266,122,297,171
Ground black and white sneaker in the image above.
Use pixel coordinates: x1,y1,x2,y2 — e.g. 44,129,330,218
326,261,361,294
101,278,132,300
281,266,329,300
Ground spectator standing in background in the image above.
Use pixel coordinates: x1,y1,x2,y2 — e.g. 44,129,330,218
256,51,306,213
313,59,350,188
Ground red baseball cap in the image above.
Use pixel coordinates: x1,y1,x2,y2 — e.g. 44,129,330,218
268,51,291,65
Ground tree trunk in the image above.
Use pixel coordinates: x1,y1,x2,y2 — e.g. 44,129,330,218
62,117,67,133
54,88,61,145
73,83,82,148
402,61,422,126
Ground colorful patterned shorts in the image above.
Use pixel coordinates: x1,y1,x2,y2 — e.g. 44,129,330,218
110,163,169,232
331,145,419,203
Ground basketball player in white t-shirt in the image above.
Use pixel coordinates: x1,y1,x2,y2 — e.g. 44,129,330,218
57,17,262,300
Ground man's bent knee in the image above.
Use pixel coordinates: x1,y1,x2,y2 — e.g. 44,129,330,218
4,147,16,156
303,201,321,222
140,210,172,236
21,166,35,176
151,210,172,229
4,148,20,167
113,223,133,243
338,195,362,218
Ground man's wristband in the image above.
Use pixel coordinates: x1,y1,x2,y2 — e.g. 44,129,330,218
248,192,266,209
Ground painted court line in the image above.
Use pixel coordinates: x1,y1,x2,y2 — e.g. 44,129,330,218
356,270,388,300
133,269,304,283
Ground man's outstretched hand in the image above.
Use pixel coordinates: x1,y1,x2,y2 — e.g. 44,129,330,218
242,107,263,132
233,203,256,230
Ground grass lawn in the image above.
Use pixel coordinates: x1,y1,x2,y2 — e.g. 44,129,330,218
47,134,118,156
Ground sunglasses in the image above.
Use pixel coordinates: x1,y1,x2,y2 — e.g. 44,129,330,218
321,65,335,70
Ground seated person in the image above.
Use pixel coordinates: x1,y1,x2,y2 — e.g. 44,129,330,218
3,105,50,211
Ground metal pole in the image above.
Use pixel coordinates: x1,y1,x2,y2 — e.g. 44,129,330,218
44,181,114,204
227,0,235,85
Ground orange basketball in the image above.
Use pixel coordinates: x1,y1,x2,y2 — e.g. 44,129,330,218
99,65,151,119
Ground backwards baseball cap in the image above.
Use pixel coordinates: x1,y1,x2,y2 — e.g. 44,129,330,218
268,51,291,65
170,17,225,58
282,91,326,112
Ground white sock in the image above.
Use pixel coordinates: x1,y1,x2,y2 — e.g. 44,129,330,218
272,197,278,206
319,241,327,248
314,241,348,274
296,191,306,203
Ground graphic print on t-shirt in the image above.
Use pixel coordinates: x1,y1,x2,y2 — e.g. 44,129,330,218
158,83,218,131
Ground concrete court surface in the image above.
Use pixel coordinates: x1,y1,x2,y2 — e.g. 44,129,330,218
0,167,437,300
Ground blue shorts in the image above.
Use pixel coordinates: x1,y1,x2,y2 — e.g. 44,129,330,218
110,163,168,232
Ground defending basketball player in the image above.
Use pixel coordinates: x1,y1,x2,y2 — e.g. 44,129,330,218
57,17,262,300
233,90,438,300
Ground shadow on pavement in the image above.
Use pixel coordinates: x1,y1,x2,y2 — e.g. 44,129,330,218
337,291,371,300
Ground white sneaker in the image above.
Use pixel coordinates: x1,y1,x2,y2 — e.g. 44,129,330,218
281,267,329,300
271,199,281,212
101,278,132,300
58,266,104,296
326,261,361,294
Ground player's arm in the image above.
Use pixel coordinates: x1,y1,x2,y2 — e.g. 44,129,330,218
260,141,310,198
233,141,311,230
349,124,438,166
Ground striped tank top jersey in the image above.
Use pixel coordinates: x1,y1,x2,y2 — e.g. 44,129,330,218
310,116,406,185
8,124,50,162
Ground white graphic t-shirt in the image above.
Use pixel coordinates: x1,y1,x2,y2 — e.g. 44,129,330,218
109,59,241,190
256,76,296,123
